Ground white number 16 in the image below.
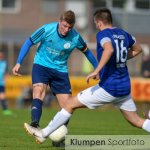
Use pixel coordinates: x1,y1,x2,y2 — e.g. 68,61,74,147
115,39,128,63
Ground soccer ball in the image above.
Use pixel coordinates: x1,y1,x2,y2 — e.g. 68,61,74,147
49,125,68,142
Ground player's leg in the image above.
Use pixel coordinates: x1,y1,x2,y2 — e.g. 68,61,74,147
25,68,74,145
0,86,12,115
42,95,85,138
46,94,72,147
31,83,47,127
114,95,150,132
24,64,52,143
24,83,47,138
42,85,116,137
121,110,145,127
27,64,50,127
25,85,113,143
0,92,7,111
51,71,72,127
56,94,71,108
42,85,109,137
23,95,83,144
121,110,150,132
48,72,75,147
56,94,71,127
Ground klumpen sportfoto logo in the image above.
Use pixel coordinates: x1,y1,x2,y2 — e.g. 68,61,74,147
65,135,150,150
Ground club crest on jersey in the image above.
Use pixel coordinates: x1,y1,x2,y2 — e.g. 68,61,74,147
64,42,71,49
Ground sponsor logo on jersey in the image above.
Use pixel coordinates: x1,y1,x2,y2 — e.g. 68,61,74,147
64,42,71,49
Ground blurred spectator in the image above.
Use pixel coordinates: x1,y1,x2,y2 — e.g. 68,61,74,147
17,85,55,108
140,46,150,119
82,57,93,75
16,85,32,108
43,87,56,108
141,48,150,78
0,51,12,115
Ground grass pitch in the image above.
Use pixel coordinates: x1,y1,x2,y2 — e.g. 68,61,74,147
0,107,148,150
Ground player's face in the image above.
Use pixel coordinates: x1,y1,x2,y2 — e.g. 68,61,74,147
58,20,73,36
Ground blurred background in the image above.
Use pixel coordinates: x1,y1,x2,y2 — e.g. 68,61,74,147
0,0,150,108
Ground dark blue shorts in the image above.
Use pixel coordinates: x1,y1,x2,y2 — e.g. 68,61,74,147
32,64,72,95
0,86,5,93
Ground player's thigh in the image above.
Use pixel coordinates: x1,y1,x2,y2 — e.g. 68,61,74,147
32,64,52,100
77,84,115,109
113,95,136,111
64,96,86,113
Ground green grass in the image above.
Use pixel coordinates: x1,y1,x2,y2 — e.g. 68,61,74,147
0,107,148,150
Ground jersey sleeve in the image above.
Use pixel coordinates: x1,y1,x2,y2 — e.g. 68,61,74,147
97,32,111,47
76,34,87,52
30,25,46,44
126,32,136,48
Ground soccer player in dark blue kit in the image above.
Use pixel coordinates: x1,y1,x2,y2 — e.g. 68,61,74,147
12,10,97,145
25,8,150,143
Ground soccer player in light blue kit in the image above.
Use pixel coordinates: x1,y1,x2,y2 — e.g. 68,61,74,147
12,10,97,145
25,8,150,144
0,51,12,115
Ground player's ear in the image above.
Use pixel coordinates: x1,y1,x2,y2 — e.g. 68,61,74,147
58,20,61,26
97,20,101,29
98,21,103,29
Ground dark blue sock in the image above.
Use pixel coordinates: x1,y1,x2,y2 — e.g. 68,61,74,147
0,99,7,110
31,99,43,126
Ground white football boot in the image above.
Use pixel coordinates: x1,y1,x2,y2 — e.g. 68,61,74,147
24,122,46,144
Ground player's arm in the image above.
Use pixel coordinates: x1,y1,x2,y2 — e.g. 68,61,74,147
127,43,142,60
12,38,33,76
83,47,98,69
77,34,98,69
86,42,113,83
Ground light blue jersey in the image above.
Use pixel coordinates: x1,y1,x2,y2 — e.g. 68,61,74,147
30,22,87,72
0,60,7,86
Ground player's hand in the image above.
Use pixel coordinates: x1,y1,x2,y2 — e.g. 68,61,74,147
12,64,22,76
86,71,99,84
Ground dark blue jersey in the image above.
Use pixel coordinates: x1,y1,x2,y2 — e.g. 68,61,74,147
96,27,136,97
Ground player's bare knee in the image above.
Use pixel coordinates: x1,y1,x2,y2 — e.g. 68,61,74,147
63,100,74,113
33,84,46,99
64,103,74,113
59,100,67,108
